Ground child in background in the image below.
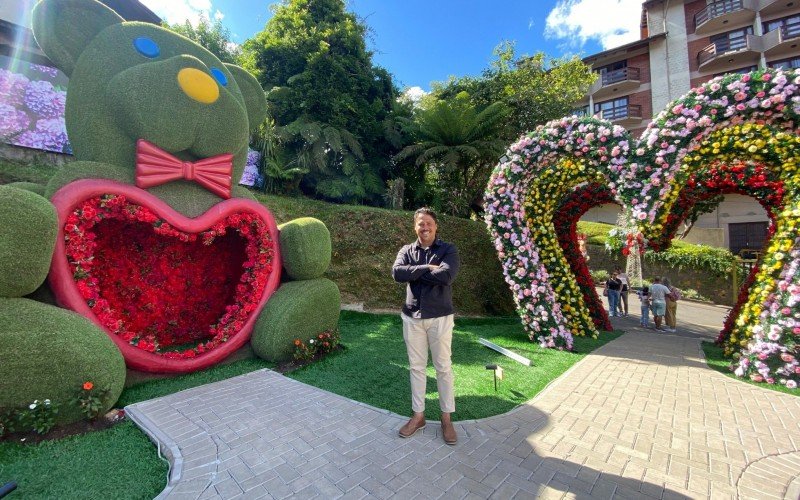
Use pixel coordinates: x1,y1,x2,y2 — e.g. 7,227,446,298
638,286,651,328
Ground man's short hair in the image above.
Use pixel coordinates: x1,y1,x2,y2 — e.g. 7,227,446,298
414,207,438,223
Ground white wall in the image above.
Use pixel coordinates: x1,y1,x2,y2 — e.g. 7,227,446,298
648,1,692,114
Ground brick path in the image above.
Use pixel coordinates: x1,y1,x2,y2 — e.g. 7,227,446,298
127,321,800,499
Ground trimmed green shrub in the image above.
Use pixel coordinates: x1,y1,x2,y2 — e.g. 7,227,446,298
0,186,58,297
251,278,341,362
0,298,126,425
279,217,332,280
6,182,46,196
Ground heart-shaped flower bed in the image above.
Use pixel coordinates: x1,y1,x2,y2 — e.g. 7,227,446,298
49,180,281,373
486,67,800,387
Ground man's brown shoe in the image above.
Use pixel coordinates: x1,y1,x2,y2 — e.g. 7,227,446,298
398,417,426,438
441,419,457,445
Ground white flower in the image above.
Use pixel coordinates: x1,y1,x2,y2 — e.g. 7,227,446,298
29,403,37,410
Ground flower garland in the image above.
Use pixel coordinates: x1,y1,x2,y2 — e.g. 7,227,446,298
553,182,615,331
63,194,275,359
485,117,630,349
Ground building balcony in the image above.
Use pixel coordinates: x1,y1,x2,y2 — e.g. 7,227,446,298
758,0,799,17
763,23,800,58
697,35,761,73
597,104,643,127
694,0,756,36
590,67,642,100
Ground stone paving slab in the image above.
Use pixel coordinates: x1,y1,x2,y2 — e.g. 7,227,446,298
127,325,800,499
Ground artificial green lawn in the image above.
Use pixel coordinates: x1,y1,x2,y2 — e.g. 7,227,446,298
0,421,167,500
288,311,623,421
702,341,800,397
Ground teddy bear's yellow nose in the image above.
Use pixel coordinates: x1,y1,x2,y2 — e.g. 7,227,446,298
177,68,219,104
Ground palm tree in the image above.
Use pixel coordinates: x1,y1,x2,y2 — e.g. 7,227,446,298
395,92,509,217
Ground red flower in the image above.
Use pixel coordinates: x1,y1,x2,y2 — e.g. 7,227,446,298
83,381,94,391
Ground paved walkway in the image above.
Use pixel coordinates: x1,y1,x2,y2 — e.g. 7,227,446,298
127,313,800,499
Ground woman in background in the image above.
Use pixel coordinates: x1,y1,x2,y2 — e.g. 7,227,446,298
662,276,681,333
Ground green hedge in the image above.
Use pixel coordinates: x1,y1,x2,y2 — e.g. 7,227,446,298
0,298,126,425
0,185,58,297
251,278,341,362
278,217,331,280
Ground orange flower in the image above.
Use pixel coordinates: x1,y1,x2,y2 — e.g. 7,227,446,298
293,339,301,346
83,381,94,391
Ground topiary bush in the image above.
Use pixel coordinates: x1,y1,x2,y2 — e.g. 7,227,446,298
278,217,331,280
0,298,126,425
0,185,57,297
6,182,47,196
251,278,340,362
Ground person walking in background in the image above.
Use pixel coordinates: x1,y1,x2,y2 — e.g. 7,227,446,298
648,277,671,331
615,267,629,317
662,277,681,333
392,207,460,445
604,271,622,317
637,286,651,328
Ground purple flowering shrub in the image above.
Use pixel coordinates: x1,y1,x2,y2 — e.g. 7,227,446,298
0,58,72,154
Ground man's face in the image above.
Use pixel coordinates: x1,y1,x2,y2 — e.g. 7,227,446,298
414,214,437,246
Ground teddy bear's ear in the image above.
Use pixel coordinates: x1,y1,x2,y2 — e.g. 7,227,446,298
32,0,124,77
225,63,268,132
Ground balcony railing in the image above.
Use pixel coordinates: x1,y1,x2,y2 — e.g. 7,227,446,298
697,37,750,67
695,0,744,30
600,67,641,87
597,104,642,121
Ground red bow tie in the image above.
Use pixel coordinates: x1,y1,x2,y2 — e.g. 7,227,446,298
135,139,233,199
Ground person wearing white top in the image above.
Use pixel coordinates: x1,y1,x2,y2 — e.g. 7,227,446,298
648,278,671,331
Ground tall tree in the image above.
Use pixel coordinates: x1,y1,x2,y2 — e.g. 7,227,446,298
240,0,401,204
434,41,596,140
165,16,240,64
395,92,509,217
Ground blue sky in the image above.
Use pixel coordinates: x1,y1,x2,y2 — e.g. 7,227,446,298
141,0,643,92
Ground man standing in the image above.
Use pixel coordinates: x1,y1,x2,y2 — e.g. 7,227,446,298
648,277,671,331
392,208,460,445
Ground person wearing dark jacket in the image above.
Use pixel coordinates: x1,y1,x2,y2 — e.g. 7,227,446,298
392,207,460,445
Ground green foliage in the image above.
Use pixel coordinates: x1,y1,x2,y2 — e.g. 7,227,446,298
0,186,58,297
288,311,623,421
395,92,509,216
0,298,126,425
251,278,341,362
2,399,59,436
165,16,240,63
643,243,736,277
240,0,402,204
590,269,609,283
0,421,168,499
433,42,596,139
0,160,57,185
71,382,111,421
278,217,332,280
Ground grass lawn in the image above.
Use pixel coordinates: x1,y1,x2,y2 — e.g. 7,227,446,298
288,311,623,421
701,341,800,396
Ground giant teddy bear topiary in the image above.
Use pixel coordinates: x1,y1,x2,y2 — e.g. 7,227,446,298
0,0,340,410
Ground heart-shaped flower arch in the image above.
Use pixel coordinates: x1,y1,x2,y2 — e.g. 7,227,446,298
486,68,800,387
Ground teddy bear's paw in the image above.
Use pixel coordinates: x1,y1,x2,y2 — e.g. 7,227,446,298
251,278,341,362
0,298,126,425
0,185,58,297
279,218,332,281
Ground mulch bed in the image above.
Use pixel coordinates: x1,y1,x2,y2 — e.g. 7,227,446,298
1,410,126,445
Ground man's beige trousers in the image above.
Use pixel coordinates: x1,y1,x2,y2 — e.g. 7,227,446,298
401,313,455,414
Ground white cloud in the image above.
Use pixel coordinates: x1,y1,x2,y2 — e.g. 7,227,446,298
544,0,642,50
140,0,215,26
399,86,428,107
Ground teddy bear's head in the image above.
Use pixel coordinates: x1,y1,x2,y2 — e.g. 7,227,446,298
32,0,267,214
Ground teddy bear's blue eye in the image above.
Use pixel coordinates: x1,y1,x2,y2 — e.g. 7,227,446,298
133,37,160,58
210,67,228,86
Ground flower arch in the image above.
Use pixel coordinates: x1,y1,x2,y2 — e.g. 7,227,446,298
487,68,800,386
484,117,631,349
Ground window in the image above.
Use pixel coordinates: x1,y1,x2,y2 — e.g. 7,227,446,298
594,97,630,120
769,57,800,70
710,26,753,53
572,106,590,117
763,14,800,38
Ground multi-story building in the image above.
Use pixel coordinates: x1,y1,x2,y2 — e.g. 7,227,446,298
580,0,799,255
